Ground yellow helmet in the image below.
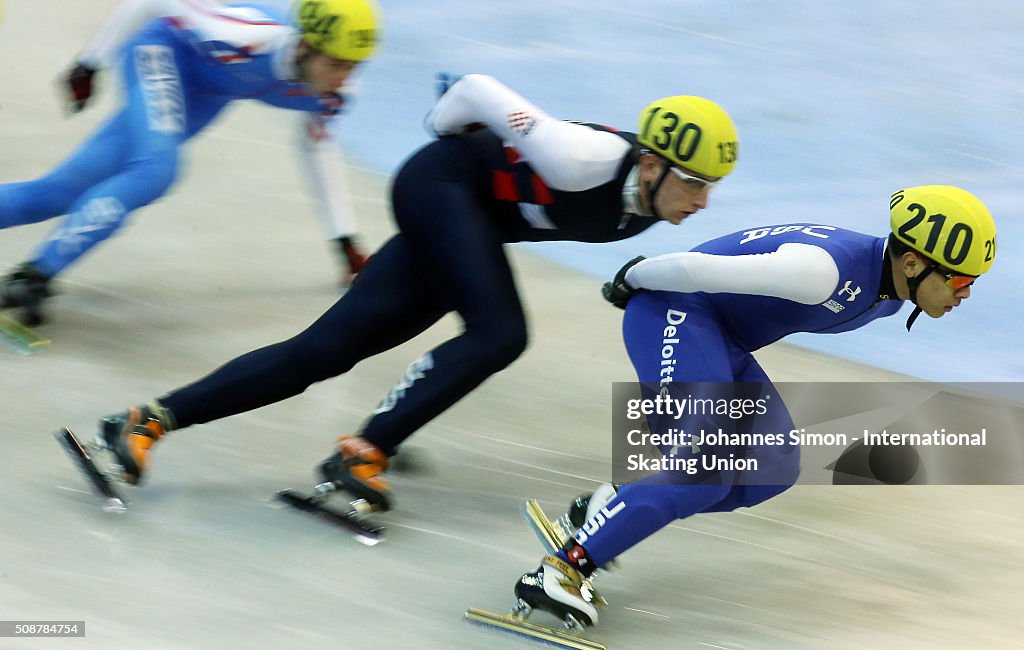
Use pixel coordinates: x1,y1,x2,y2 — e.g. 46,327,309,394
637,96,739,178
296,0,381,62
889,185,996,277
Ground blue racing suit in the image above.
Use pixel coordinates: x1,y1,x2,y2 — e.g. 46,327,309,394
0,3,341,277
574,225,905,567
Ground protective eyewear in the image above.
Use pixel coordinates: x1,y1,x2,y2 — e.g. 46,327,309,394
938,268,975,290
669,166,719,192
916,254,976,290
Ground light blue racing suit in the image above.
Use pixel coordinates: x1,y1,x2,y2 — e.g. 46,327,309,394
0,3,341,277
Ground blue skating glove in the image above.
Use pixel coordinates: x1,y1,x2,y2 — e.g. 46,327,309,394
426,72,484,137
435,72,463,98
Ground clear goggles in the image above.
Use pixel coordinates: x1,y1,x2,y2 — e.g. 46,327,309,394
669,165,720,192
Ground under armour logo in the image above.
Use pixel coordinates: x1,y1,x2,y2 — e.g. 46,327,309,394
838,280,861,302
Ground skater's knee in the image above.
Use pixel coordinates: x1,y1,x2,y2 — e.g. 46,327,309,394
127,153,180,198
627,478,730,519
668,484,732,519
493,320,529,365
470,317,528,369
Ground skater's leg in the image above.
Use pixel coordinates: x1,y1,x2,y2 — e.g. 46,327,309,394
158,235,447,428
2,37,225,324
99,235,446,488
359,140,528,455
700,356,800,512
0,114,130,228
558,296,801,569
28,38,207,277
0,99,172,321
552,292,738,570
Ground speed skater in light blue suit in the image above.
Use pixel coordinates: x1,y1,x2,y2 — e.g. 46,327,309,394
0,0,380,325
511,185,997,629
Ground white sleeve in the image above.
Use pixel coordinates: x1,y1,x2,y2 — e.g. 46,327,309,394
624,243,840,305
77,0,222,69
295,114,359,240
425,74,631,192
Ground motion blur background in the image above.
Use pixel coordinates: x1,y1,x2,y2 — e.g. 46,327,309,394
1,2,1021,648
340,0,1022,382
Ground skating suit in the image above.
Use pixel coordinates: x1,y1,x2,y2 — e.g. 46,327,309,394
580,225,904,566
159,126,660,458
0,3,341,275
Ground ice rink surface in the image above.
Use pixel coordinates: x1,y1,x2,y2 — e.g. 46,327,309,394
1,3,1022,649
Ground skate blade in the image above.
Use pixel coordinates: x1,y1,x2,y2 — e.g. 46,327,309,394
0,312,50,356
465,608,606,650
522,499,567,554
54,427,127,513
276,489,384,547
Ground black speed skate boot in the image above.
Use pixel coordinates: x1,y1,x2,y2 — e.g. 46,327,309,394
318,435,392,513
525,484,620,553
561,483,619,539
544,483,620,610
542,483,621,552
96,404,171,485
0,262,52,326
514,555,600,631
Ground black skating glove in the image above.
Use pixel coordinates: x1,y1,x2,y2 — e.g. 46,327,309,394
335,235,369,288
601,256,646,310
64,63,97,113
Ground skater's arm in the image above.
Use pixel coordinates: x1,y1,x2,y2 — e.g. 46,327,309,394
77,0,222,69
426,74,631,192
295,113,360,241
295,113,368,279
625,243,840,305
